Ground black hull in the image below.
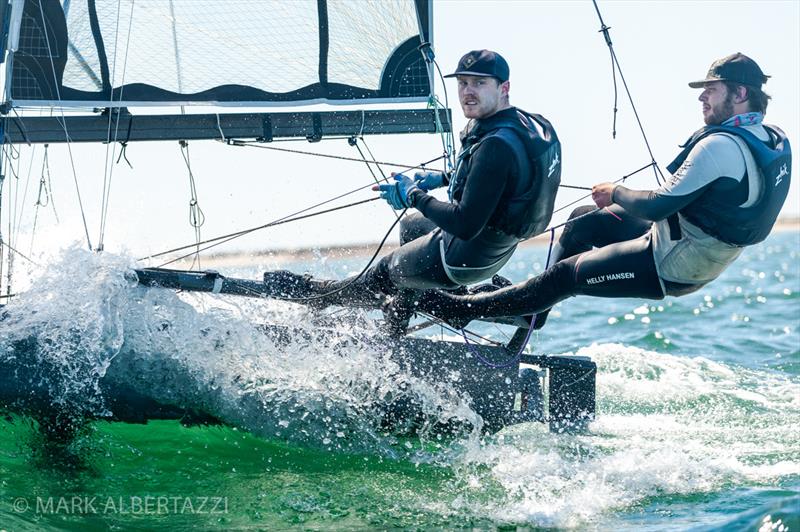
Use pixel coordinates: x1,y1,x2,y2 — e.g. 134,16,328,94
0,271,596,445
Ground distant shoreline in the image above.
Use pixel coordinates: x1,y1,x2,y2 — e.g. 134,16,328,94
180,216,800,268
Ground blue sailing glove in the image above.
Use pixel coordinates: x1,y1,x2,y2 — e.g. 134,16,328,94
377,173,419,209
413,170,445,191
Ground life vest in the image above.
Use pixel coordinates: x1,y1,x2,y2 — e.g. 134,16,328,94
450,108,561,239
666,124,791,246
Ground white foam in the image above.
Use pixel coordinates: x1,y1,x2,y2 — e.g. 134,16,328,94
1,248,484,453
436,343,800,527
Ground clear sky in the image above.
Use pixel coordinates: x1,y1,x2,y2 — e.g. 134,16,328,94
6,0,799,259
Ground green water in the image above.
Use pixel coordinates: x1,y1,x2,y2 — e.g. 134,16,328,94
1,231,798,530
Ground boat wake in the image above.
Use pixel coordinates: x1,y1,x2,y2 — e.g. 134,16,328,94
0,248,482,454
437,342,800,527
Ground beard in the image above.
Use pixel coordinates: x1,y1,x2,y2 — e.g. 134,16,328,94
704,93,736,125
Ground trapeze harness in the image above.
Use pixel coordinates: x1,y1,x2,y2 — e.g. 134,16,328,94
380,107,561,291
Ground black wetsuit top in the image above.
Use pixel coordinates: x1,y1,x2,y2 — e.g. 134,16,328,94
409,108,518,241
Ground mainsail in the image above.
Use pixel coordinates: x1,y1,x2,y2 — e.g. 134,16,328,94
0,0,447,142
0,0,596,437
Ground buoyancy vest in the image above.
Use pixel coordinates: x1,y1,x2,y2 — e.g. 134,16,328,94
666,124,792,246
450,108,561,239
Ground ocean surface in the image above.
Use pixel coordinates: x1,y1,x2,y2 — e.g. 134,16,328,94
1,230,798,531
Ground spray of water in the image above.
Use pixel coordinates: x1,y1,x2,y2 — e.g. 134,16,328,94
0,247,484,455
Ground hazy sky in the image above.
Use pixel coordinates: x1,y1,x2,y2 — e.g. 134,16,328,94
5,0,799,258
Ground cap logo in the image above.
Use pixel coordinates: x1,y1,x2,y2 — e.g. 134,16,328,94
463,56,476,68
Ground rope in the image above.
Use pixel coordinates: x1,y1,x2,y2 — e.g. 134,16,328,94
224,208,407,304
559,184,592,191
458,229,556,368
179,141,205,269
592,0,665,186
430,56,456,172
0,240,39,266
0,152,5,297
12,145,36,246
37,0,93,251
148,196,380,267
98,0,136,251
348,136,399,220
29,144,59,253
216,113,226,142
551,161,656,219
233,140,446,172
142,144,446,263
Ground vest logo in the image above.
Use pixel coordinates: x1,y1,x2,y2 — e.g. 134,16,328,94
673,160,693,182
548,152,560,178
775,163,788,186
585,271,635,285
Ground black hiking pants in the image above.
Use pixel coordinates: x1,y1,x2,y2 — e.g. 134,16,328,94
419,205,697,321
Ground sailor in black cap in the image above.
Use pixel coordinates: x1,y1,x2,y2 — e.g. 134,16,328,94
263,50,562,331
416,53,792,329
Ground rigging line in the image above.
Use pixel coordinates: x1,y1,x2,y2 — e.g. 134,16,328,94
12,145,36,246
216,114,226,142
1,146,19,179
432,57,456,171
143,180,384,260
99,0,136,251
551,161,655,218
37,0,93,250
0,240,39,266
0,162,5,296
4,146,18,257
350,136,400,221
142,171,420,261
3,158,10,297
150,197,381,267
458,230,555,368
3,133,21,160
357,136,389,181
168,0,185,117
30,145,58,254
600,17,619,139
99,0,125,249
234,140,446,172
351,139,384,184
225,209,406,304
416,312,505,347
591,0,665,186
42,145,58,221
559,184,592,191
180,141,205,270
5,144,33,295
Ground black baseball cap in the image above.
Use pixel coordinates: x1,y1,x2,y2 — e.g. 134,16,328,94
688,53,769,88
443,50,509,82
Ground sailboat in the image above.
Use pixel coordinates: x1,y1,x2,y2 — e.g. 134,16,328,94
0,0,595,441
